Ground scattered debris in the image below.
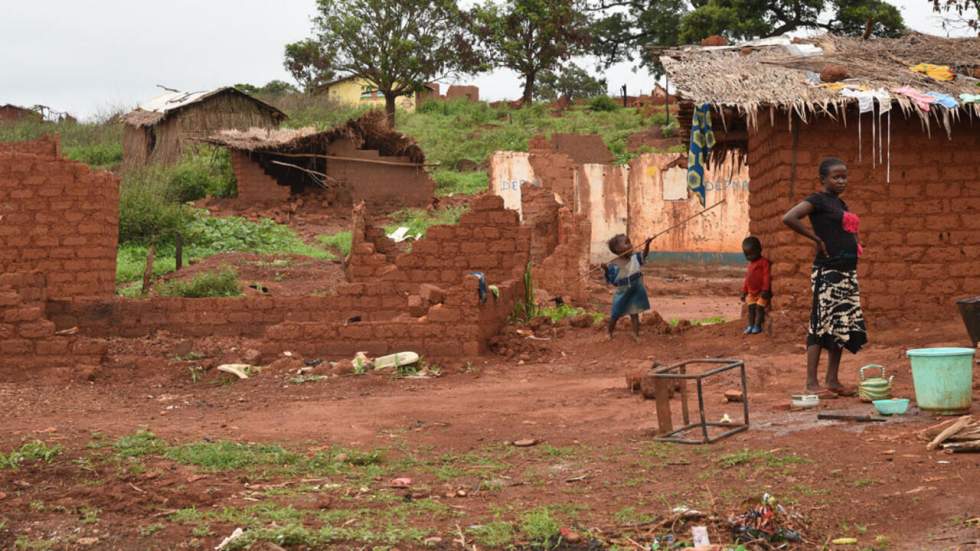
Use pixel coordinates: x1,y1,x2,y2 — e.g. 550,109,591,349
352,352,372,374
374,351,420,370
55,326,79,336
512,438,539,447
76,537,99,546
729,494,803,545
832,537,858,545
215,527,245,550
817,413,886,423
926,415,978,452
217,364,253,380
386,226,419,243
691,525,711,546
389,477,413,488
559,526,582,543
724,389,744,403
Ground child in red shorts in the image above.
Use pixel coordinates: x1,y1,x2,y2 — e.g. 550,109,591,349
740,236,771,335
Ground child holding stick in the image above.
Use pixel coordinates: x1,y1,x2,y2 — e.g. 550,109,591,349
601,234,654,341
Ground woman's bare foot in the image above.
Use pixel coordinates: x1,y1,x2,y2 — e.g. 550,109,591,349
805,385,839,399
826,384,857,397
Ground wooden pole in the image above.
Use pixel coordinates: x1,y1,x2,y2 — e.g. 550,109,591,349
141,243,156,295
175,233,183,271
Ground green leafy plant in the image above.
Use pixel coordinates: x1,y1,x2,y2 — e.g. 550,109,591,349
512,262,539,321
520,507,560,547
468,521,515,547
0,440,62,469
114,430,167,458
316,231,353,256
588,95,621,112
156,267,242,298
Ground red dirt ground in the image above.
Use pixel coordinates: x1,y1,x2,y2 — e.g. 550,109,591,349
2,262,978,550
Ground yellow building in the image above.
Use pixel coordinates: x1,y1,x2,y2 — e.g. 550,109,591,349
324,76,434,112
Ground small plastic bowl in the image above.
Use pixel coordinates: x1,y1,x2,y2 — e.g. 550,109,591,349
873,398,910,416
792,394,820,408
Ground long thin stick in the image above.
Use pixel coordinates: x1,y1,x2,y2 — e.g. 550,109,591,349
581,198,728,280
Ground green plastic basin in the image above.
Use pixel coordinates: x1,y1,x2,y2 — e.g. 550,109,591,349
906,348,975,415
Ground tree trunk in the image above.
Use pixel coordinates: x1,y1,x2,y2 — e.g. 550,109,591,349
522,72,536,106
383,92,397,127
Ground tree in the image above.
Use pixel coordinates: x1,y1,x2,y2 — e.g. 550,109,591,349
472,0,592,105
283,39,336,93
930,0,979,33
536,63,608,101
286,0,479,125
588,0,907,71
235,80,299,96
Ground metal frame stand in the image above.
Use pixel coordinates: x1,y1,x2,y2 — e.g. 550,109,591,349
652,358,749,444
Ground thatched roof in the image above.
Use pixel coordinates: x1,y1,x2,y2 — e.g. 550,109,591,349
122,87,287,128
205,110,426,163
660,33,980,129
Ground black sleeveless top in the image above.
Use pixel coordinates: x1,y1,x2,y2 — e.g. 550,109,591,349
804,192,858,270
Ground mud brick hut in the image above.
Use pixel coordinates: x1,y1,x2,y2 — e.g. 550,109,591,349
0,104,42,124
205,111,434,210
661,32,980,319
122,87,286,168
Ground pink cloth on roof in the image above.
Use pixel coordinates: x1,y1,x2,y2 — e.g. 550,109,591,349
892,86,936,112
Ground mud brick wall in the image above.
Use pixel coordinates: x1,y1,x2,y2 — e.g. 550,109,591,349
527,137,581,210
0,145,119,301
445,85,480,102
748,112,980,319
325,139,434,210
0,272,107,376
349,195,530,289
521,184,590,303
230,151,291,206
263,275,521,358
0,134,60,157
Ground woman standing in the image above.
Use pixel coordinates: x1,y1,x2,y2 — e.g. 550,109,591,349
782,157,867,396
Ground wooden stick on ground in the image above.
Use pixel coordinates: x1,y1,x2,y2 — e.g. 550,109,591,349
942,441,980,453
918,418,960,441
927,415,973,450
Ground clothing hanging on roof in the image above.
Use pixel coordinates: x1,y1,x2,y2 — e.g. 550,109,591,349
926,92,959,109
686,104,714,208
909,63,956,82
892,86,937,111
961,94,980,104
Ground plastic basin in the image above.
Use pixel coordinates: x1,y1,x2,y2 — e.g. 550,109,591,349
872,398,909,416
907,348,975,415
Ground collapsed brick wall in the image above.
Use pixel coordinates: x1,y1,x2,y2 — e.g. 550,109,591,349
521,184,591,303
527,137,582,211
547,134,615,165
0,272,107,376
229,151,292,206
0,141,119,301
0,134,60,157
748,112,980,319
445,85,480,102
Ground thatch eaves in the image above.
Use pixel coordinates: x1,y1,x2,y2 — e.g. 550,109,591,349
660,32,980,128
122,87,287,128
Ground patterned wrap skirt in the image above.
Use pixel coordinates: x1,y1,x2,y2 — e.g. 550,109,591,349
807,266,868,353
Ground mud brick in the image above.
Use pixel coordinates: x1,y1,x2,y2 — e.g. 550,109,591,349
3,306,42,323
267,323,303,341
18,320,54,339
35,338,70,355
462,340,481,356
339,324,373,339
426,304,459,323
352,242,375,255
423,341,462,357
471,194,505,211
0,339,33,354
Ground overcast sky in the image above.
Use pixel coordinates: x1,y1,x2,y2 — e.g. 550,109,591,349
0,0,970,120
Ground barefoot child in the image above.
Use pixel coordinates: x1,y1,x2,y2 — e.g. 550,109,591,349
602,234,654,341
740,236,772,335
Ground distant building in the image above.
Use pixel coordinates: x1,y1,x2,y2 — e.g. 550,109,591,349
0,104,43,124
122,87,286,168
324,77,479,110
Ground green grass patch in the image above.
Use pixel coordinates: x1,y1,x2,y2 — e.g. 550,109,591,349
614,506,656,525
113,430,167,458
717,448,810,469
538,304,604,325
0,116,123,170
156,266,242,298
384,206,467,238
164,441,301,472
0,440,62,470
468,521,515,547
520,507,561,547
431,169,488,196
316,230,352,257
65,143,123,169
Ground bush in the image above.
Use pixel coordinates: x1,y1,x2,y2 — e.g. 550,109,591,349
588,95,621,112
166,148,237,201
156,267,242,298
64,143,123,169
118,175,192,245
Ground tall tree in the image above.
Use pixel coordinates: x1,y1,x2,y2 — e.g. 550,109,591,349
536,63,608,101
472,0,593,105
283,39,336,93
930,0,979,33
286,0,479,125
588,0,906,71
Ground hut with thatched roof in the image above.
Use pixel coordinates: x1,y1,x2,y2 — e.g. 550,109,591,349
122,87,286,168
205,110,434,210
660,32,980,319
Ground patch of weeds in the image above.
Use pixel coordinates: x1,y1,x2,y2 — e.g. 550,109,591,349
852,478,877,488
192,524,212,537
614,506,656,525
538,304,604,325
520,507,560,548
432,169,488,196
384,206,467,239
540,445,577,458
175,351,206,361
468,521,515,547
874,534,891,548
14,537,55,551
164,441,301,472
139,523,165,537
156,266,242,298
316,231,353,257
79,506,100,524
169,507,205,524
29,500,46,512
0,440,62,470
114,430,167,458
717,448,809,469
188,365,206,383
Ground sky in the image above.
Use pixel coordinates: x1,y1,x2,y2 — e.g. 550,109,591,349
0,0,971,120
